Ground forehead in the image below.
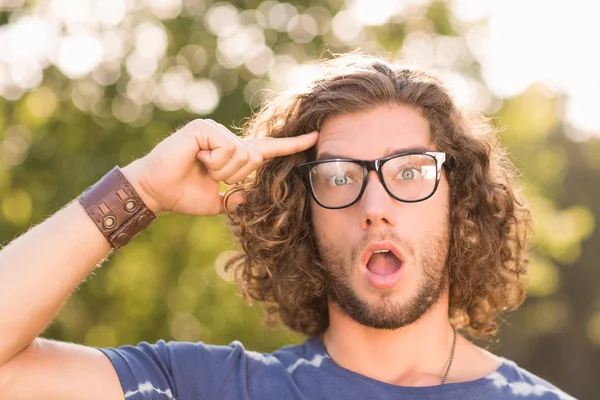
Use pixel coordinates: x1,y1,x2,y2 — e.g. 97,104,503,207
316,104,433,160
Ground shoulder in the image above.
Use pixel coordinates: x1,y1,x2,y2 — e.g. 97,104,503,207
102,339,288,375
485,357,576,400
454,339,575,400
99,339,315,399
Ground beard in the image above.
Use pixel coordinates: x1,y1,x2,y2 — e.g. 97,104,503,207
316,224,450,330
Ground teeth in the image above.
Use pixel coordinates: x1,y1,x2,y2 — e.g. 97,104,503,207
373,250,390,254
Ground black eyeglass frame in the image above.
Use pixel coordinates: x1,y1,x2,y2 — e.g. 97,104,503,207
297,151,447,210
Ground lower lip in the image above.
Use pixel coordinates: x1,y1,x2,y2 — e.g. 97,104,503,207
363,263,404,289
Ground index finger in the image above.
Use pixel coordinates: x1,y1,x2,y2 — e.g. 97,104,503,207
246,131,318,159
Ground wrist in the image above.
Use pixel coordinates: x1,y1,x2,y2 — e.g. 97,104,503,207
120,159,163,215
78,165,158,249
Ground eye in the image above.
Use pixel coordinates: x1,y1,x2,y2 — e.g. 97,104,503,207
328,174,355,187
396,167,421,181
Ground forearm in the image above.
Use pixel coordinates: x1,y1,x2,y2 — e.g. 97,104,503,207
0,200,112,367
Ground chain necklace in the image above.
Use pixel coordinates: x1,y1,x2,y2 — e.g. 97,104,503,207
440,325,457,385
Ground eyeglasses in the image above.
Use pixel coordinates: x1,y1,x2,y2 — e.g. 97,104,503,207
297,151,446,209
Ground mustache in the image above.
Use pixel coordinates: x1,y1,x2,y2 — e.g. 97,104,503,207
350,230,414,261
315,229,421,266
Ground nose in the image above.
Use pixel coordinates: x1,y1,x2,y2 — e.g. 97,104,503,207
359,171,397,230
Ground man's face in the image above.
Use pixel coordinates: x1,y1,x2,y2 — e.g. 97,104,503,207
311,104,451,330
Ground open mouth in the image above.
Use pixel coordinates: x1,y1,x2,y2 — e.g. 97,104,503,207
366,249,403,276
362,243,405,289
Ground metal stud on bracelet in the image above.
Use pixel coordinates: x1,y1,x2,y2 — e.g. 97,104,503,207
124,199,137,212
103,216,116,229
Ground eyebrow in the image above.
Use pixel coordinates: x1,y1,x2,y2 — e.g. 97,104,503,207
316,146,434,161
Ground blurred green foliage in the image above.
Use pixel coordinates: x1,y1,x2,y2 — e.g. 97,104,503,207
1,0,600,398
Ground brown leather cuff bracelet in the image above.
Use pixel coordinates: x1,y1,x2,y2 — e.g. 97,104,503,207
78,166,157,249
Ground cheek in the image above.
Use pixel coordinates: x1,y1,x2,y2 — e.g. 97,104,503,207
311,202,332,235
435,176,450,216
403,179,450,237
311,202,349,244
421,178,450,232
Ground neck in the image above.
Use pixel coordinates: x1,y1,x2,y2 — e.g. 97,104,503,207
322,291,455,386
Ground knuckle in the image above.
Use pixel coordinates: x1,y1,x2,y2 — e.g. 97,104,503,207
202,158,217,169
224,142,237,153
225,174,245,185
208,157,226,170
251,152,264,165
189,118,207,129
244,144,263,164
209,170,224,182
237,151,249,164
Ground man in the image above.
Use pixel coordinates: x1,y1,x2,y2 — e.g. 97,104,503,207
0,55,574,399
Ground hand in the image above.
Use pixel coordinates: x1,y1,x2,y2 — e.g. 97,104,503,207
121,119,318,216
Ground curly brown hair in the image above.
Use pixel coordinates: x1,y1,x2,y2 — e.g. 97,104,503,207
223,54,533,339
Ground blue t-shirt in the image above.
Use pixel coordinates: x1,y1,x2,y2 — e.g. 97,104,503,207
99,337,575,400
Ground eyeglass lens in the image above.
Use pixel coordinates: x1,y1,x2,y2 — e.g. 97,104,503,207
309,154,438,208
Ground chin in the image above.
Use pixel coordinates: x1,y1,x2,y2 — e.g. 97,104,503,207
331,275,444,330
362,290,417,316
